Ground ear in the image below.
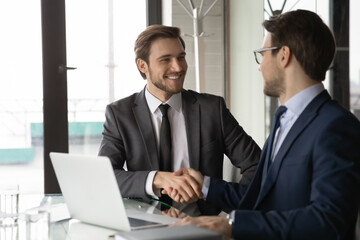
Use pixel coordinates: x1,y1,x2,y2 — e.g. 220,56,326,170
136,58,148,75
279,46,291,68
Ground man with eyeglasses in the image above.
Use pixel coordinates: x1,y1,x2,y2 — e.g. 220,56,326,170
170,9,360,239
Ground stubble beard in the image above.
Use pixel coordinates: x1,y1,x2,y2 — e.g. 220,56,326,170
264,82,281,97
263,71,284,98
149,71,184,95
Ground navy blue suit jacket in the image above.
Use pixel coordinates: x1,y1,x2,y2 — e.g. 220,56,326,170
206,90,360,240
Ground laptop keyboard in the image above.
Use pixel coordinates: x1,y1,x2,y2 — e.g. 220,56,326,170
128,217,160,228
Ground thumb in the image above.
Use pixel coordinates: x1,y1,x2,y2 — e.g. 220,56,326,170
173,168,187,176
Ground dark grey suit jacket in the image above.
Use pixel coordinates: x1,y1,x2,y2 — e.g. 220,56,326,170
98,88,260,214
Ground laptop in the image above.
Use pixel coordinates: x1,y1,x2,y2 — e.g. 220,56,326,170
50,152,169,231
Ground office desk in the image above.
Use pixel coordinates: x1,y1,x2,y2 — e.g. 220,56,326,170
1,194,180,240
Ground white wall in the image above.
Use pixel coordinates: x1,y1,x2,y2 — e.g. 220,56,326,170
162,0,172,26
229,0,265,147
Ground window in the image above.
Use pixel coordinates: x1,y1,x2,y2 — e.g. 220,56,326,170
0,0,146,194
0,0,43,193
66,0,146,155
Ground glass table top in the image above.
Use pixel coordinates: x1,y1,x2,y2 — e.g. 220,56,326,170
1,194,189,240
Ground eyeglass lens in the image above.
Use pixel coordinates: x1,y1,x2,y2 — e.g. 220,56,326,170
255,52,262,64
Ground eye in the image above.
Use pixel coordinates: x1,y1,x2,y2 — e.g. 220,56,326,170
160,58,170,62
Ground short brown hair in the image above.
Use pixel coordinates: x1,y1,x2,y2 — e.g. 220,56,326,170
263,9,336,81
134,25,186,79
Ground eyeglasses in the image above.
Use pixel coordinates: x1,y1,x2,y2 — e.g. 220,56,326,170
253,46,280,64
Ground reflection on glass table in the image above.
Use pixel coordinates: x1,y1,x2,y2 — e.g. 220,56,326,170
125,198,190,223
1,194,189,240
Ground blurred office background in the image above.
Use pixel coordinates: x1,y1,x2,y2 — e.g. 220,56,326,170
0,0,358,196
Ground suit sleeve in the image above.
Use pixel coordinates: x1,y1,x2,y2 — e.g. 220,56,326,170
98,104,151,199
207,114,360,240
219,98,261,185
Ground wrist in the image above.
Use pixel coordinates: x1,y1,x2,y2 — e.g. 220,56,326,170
146,171,159,198
153,171,168,189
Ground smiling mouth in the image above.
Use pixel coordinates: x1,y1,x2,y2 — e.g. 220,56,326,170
167,75,180,80
166,74,182,80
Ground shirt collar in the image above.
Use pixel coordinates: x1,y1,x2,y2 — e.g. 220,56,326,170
145,86,182,114
284,83,325,117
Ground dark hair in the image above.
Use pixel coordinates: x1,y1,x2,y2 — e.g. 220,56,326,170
263,9,336,81
134,25,186,79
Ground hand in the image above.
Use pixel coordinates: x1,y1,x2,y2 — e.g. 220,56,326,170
162,168,204,203
174,168,204,186
171,216,232,238
153,171,202,203
161,207,188,219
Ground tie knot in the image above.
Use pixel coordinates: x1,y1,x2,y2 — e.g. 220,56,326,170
159,104,170,117
274,106,287,120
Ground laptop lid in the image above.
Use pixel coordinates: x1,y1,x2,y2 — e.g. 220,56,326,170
50,152,166,231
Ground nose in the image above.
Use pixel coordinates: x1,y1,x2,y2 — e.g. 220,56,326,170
170,58,182,72
258,64,261,72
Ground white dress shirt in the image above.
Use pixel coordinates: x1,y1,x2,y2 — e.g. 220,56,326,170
144,88,190,198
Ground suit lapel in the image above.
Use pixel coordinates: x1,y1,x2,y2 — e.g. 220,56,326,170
254,91,331,208
182,90,201,170
132,88,159,169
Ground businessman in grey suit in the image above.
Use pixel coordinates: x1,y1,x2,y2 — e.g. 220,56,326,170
98,25,260,215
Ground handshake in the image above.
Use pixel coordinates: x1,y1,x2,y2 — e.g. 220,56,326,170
153,168,205,204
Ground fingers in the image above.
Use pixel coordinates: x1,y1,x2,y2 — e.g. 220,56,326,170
173,168,186,176
173,175,199,203
186,168,204,187
161,207,187,218
177,173,203,200
170,216,195,227
161,187,173,195
185,174,203,199
162,188,186,203
155,172,194,202
169,189,182,203
172,171,199,201
171,216,232,238
174,168,204,188
156,169,204,204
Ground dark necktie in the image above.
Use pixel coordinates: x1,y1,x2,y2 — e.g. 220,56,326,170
158,104,172,171
261,106,287,186
158,104,172,209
